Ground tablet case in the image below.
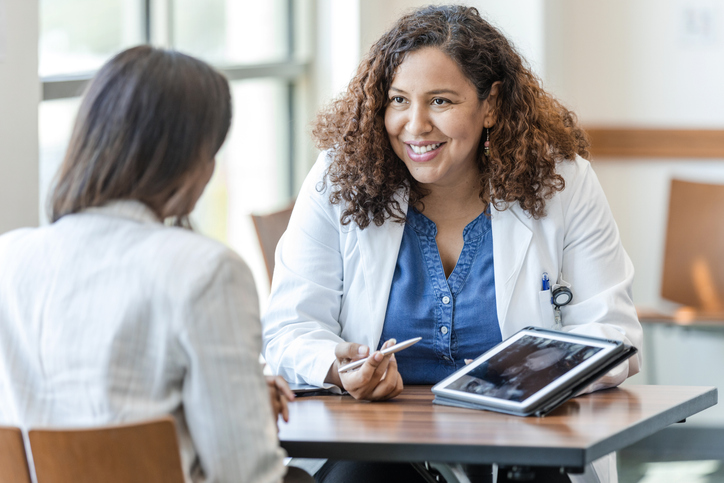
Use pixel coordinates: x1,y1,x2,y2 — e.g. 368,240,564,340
432,327,638,417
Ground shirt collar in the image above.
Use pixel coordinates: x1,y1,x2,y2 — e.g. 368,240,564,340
81,200,162,225
406,205,437,236
406,204,491,240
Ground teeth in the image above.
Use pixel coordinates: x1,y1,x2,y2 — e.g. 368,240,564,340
409,143,441,154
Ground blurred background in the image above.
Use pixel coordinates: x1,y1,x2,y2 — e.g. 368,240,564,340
1,1,723,480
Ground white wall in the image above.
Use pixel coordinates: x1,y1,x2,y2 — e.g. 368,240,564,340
0,0,39,234
545,0,724,312
359,0,545,74
545,0,724,128
545,0,724,425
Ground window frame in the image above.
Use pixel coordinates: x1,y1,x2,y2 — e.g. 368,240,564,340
40,0,310,198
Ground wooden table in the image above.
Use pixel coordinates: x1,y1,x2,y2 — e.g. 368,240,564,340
279,385,716,472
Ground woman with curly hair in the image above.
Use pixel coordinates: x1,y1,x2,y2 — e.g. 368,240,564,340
263,5,641,482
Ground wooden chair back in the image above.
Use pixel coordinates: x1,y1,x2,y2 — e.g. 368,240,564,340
251,201,295,284
0,426,32,483
662,179,724,311
28,417,185,483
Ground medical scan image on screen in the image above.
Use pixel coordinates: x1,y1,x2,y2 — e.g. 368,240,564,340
447,336,603,402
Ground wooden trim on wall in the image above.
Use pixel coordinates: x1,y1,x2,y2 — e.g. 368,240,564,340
585,128,724,159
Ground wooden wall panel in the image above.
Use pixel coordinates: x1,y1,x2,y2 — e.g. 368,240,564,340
586,128,724,159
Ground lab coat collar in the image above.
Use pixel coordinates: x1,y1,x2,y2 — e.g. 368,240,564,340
491,202,532,327
358,190,408,346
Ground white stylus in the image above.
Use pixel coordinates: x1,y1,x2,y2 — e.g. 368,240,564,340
337,337,422,373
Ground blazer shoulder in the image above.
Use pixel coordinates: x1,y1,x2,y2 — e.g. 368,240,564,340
152,226,244,268
0,227,36,250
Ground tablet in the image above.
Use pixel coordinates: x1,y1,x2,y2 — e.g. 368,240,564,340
431,327,637,417
288,383,326,394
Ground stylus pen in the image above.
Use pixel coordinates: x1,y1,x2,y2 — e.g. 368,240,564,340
338,337,422,373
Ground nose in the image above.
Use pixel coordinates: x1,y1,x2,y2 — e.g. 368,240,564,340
405,103,432,136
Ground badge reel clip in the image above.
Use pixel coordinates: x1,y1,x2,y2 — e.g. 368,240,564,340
551,283,572,330
543,272,573,330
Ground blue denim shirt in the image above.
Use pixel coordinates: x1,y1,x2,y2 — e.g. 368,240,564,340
379,206,501,384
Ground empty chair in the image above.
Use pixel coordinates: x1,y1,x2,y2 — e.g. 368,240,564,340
28,417,185,483
251,202,295,284
0,426,32,483
662,179,724,313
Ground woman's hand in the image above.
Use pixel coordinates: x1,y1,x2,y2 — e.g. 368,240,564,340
325,339,404,401
266,375,295,430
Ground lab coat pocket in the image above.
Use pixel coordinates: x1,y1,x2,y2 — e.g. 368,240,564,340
538,290,555,329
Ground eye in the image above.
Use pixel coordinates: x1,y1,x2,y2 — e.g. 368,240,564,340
390,96,405,104
432,98,450,106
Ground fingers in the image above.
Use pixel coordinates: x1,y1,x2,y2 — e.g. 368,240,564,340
326,341,371,387
381,338,397,350
266,376,294,425
273,376,296,402
279,393,290,423
341,339,401,400
272,376,293,423
355,339,395,382
267,388,282,430
370,353,404,400
334,341,370,362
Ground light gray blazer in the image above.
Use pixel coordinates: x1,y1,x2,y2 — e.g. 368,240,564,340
0,200,286,483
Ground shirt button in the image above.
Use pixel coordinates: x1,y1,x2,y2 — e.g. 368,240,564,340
442,296,451,304
443,356,451,361
441,326,448,335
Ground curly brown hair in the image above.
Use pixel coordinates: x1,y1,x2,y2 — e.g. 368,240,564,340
313,5,590,229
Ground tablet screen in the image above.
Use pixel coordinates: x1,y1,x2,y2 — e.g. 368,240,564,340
445,335,602,402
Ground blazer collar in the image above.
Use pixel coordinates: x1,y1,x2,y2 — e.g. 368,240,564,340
82,200,162,225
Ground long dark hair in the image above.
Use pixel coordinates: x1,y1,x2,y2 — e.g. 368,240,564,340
50,45,232,224
313,5,589,228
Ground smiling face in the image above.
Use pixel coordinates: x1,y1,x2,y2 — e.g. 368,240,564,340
384,47,497,191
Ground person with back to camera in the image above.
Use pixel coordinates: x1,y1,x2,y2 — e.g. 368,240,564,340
0,45,312,483
262,5,642,483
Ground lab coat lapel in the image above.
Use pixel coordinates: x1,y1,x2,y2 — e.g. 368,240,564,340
491,205,532,329
357,191,408,347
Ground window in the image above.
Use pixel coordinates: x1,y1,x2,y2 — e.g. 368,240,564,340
39,0,312,299
40,0,145,76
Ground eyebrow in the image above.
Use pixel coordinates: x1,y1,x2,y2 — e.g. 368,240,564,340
389,87,461,96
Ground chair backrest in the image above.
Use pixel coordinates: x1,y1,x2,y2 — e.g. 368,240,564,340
0,426,32,483
28,417,185,483
251,201,295,284
662,179,724,311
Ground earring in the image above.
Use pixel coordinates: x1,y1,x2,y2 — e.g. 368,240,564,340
484,127,491,157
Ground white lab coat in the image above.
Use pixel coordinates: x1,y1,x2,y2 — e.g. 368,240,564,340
263,151,643,483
